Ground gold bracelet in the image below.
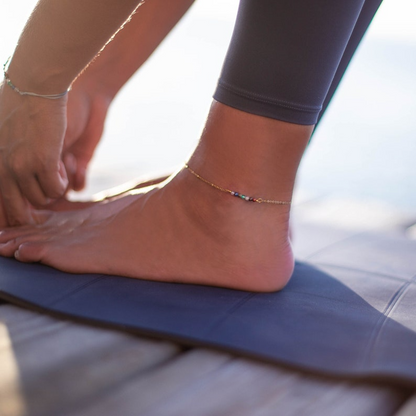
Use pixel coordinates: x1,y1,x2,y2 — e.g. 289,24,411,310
184,164,291,205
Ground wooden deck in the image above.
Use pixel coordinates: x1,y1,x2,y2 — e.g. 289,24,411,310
0,303,414,416
1,196,415,416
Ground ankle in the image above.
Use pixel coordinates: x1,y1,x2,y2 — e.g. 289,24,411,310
188,101,312,202
168,169,294,292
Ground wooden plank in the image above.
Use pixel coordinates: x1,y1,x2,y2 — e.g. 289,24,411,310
67,349,233,416
68,349,408,416
0,305,180,416
0,305,410,416
394,395,416,416
0,319,26,416
0,304,68,342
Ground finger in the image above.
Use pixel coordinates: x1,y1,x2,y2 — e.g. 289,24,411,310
0,176,33,226
69,102,108,192
17,173,52,207
30,209,55,225
36,160,69,200
64,153,77,178
73,162,87,192
63,153,77,192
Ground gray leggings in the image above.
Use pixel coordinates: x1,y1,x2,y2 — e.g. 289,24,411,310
213,0,383,126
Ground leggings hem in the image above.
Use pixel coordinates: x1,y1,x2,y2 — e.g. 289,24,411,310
214,82,320,125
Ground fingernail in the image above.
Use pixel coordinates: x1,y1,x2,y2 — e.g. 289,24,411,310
58,160,69,183
14,250,20,260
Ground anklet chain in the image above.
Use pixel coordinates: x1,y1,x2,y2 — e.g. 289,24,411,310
184,164,291,205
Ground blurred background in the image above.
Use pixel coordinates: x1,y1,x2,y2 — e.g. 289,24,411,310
1,0,416,216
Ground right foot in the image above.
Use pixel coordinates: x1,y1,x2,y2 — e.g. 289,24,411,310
0,102,311,292
48,174,170,211
0,169,294,292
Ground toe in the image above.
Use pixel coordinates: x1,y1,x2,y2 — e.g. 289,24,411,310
0,225,42,243
0,231,54,257
15,242,46,263
0,228,25,244
0,240,21,257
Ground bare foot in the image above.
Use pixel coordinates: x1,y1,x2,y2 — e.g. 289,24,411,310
0,102,310,292
0,189,142,258
0,170,293,292
48,173,170,211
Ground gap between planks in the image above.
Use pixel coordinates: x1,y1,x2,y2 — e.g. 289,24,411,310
63,348,409,416
0,304,181,416
0,304,411,416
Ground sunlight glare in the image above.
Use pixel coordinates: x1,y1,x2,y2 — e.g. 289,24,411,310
0,323,26,416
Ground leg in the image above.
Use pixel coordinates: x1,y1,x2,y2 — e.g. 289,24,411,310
0,0,379,291
0,108,304,291
315,0,383,130
63,0,196,191
61,0,382,205
214,0,370,125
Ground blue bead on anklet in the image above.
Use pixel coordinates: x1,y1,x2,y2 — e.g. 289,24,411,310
184,164,291,206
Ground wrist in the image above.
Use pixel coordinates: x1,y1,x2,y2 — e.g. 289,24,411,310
73,59,125,101
5,54,74,96
71,65,117,104
1,76,68,109
85,52,136,98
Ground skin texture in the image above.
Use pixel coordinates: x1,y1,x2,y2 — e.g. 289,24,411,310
0,102,311,292
48,174,170,211
62,0,195,192
0,0,141,225
0,0,311,291
0,0,195,226
0,85,69,225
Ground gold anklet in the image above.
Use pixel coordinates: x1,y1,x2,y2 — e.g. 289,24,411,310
184,164,291,205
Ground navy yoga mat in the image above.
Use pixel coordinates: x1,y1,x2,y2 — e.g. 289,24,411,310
1,221,416,387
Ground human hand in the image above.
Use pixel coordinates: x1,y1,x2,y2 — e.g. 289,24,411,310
62,77,112,192
0,82,68,226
